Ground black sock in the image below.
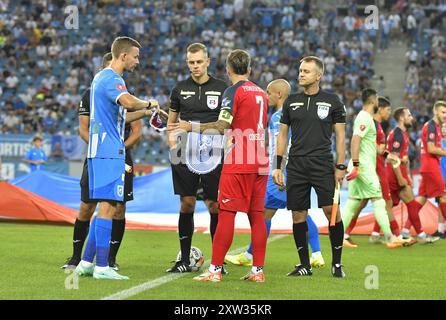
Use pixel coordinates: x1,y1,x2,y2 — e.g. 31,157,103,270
293,221,310,268
72,219,89,261
210,213,218,243
179,212,194,264
329,221,344,266
108,219,126,264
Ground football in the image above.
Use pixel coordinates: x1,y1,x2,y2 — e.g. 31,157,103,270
176,246,205,271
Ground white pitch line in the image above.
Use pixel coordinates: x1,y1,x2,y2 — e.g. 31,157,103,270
102,234,288,300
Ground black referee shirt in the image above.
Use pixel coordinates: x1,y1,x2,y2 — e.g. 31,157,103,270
280,89,346,158
169,75,228,123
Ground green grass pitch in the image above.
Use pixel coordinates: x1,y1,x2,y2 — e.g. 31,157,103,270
0,222,445,300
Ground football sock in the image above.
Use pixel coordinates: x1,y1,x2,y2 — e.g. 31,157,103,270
342,198,361,230
438,222,445,233
372,199,392,236
439,202,446,221
293,221,310,268
72,218,89,261
95,217,112,268
82,217,97,263
209,264,222,273
247,219,271,255
179,212,194,264
211,210,236,266
307,215,321,253
373,220,381,233
329,221,344,267
248,210,267,267
108,218,126,264
406,200,423,234
345,217,358,236
390,219,400,236
210,213,218,243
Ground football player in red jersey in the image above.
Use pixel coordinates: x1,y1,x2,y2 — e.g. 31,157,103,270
405,101,446,242
386,107,439,243
343,97,411,247
169,49,269,282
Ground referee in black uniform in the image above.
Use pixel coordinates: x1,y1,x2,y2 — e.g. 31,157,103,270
273,56,347,278
62,52,161,270
166,43,228,273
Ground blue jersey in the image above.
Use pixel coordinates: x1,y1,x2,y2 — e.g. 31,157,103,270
268,107,291,172
25,148,47,171
88,68,128,159
268,109,282,171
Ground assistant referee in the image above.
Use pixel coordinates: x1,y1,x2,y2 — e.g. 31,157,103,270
272,56,347,278
166,43,228,273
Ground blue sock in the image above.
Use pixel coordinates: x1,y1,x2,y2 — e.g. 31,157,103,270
247,219,272,255
82,217,97,263
307,215,321,253
95,218,112,267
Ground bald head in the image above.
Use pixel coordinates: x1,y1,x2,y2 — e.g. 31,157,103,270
266,79,291,108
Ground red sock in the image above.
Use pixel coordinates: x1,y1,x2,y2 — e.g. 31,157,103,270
404,219,412,229
248,210,267,267
345,218,358,235
373,220,381,233
390,220,400,236
211,210,236,266
439,203,446,220
406,200,423,234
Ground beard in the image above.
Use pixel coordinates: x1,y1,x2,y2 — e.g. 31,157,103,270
404,122,412,129
373,106,378,113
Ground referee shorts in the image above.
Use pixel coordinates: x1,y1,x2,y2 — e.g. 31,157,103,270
286,156,335,210
81,152,134,203
171,163,222,201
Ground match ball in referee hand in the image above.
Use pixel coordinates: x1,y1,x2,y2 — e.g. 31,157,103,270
176,246,204,271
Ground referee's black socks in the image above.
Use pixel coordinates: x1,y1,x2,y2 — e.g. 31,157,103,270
210,213,218,243
109,218,126,264
293,221,310,268
72,219,89,261
329,221,344,266
179,212,194,264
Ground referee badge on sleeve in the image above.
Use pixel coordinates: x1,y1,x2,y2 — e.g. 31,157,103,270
185,132,223,174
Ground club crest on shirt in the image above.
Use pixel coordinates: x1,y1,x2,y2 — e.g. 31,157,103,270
317,105,329,119
207,96,219,109
429,132,435,140
117,185,124,197
393,141,400,148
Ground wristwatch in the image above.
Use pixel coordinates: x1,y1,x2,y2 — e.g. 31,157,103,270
335,164,347,170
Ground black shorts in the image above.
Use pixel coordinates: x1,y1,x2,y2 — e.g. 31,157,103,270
171,163,222,201
285,156,335,210
80,152,134,203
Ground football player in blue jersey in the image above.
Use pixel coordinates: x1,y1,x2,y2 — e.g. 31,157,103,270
75,37,159,280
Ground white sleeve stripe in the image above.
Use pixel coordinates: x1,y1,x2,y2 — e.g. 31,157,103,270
115,92,128,105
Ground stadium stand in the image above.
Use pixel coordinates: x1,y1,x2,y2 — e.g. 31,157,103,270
0,0,445,168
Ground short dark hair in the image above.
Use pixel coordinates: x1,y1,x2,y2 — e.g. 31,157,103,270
111,36,141,59
361,88,377,104
226,49,251,75
378,96,391,108
300,56,324,74
186,43,208,57
393,107,408,122
101,52,113,68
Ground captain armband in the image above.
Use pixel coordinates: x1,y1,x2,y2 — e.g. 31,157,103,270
218,109,233,124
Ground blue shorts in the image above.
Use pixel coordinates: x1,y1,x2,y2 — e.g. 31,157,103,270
88,158,125,202
264,174,287,209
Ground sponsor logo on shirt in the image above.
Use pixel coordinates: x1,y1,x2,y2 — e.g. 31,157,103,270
116,84,126,91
